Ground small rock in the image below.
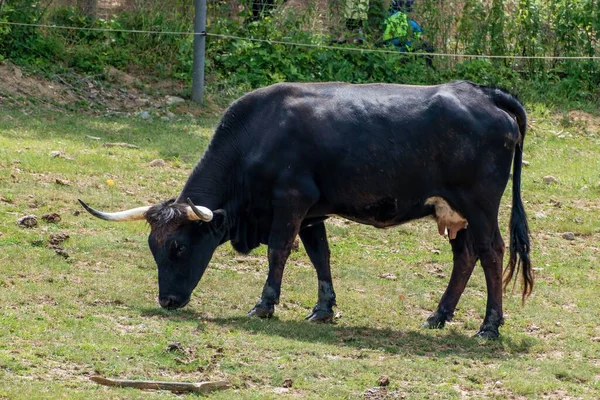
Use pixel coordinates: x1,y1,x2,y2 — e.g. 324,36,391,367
49,233,69,246
167,111,176,119
543,175,559,184
591,337,600,342
562,232,575,241
14,67,23,80
135,98,151,106
149,159,166,168
160,116,170,122
555,321,561,327
166,342,184,352
42,213,61,223
378,273,397,281
17,215,38,228
73,210,81,216
138,111,151,120
282,379,293,388
55,178,70,186
550,199,562,208
522,160,530,167
166,96,185,106
377,375,390,387
50,151,62,158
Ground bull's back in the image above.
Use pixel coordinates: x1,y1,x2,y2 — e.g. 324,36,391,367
281,83,505,182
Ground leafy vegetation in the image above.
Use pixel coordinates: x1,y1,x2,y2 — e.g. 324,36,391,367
0,1,599,105
0,100,599,398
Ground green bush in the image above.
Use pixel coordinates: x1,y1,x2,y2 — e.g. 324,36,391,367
0,0,598,105
453,59,521,90
0,0,65,68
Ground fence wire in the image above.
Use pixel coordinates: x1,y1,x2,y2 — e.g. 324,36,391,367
1,20,600,60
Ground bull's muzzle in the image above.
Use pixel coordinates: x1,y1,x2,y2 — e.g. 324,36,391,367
158,295,190,310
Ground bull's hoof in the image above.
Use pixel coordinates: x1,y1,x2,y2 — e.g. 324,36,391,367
305,307,334,323
422,311,448,329
247,304,274,319
474,328,500,340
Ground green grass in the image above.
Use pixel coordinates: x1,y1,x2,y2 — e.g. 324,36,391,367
1,103,599,399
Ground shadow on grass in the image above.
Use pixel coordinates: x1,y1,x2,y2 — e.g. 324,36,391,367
140,308,538,359
0,108,217,163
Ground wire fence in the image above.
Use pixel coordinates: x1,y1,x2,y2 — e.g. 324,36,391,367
1,20,599,61
2,0,600,102
9,1,599,62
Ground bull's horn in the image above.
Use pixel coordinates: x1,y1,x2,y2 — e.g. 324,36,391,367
185,198,213,222
78,199,150,221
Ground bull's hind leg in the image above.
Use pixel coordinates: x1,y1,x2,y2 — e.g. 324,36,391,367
299,221,336,322
473,224,505,339
459,204,506,339
423,229,478,329
248,184,318,319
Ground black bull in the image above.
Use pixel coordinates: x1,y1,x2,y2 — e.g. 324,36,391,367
80,81,532,339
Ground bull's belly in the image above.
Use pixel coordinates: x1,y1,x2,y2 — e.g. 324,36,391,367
324,196,468,239
336,206,428,229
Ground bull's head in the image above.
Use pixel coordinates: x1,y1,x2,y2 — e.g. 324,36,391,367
78,198,228,309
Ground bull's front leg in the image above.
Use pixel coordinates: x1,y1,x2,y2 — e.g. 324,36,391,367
299,221,336,322
248,188,315,318
247,245,294,318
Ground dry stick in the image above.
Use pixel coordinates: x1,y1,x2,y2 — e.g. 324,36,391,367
90,376,231,393
103,142,140,149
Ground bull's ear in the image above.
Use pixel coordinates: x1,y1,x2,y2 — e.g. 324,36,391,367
211,209,227,229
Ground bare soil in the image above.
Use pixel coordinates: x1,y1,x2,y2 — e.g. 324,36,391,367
0,61,188,114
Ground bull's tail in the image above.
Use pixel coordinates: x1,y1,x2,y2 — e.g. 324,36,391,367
488,88,533,302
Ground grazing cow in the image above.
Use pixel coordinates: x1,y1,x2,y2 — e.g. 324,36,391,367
80,80,532,339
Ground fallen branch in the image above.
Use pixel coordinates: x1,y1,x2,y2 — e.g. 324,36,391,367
90,376,230,393
103,142,139,149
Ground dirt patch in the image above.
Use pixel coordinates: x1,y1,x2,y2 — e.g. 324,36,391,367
0,61,191,115
363,386,404,399
567,110,600,135
0,63,78,105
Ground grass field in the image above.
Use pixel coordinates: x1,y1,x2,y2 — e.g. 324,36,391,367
1,102,599,399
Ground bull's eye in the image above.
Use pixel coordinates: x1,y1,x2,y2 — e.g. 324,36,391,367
169,241,187,260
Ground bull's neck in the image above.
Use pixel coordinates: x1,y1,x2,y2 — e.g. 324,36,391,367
176,132,243,212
